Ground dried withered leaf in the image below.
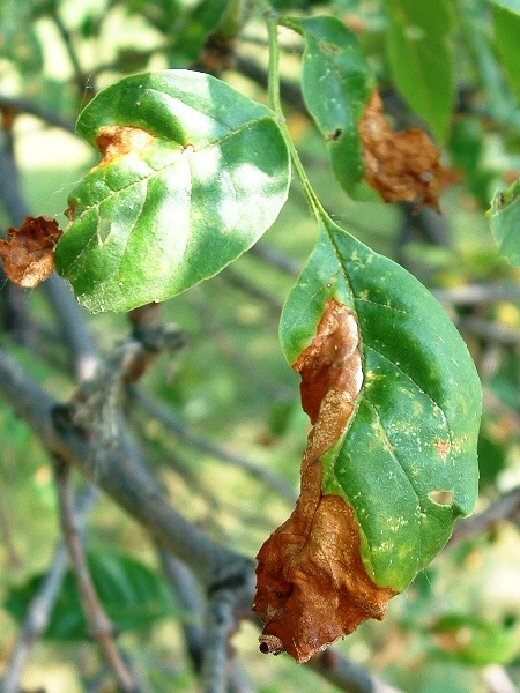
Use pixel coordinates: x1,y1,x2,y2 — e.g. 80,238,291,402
254,299,395,663
0,216,61,288
359,90,450,210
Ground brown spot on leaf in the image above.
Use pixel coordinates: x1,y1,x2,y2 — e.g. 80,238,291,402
94,125,154,168
254,298,395,663
434,439,451,461
0,216,62,288
319,40,342,54
359,90,451,210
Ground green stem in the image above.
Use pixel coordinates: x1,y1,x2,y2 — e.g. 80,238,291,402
264,7,328,225
265,10,282,116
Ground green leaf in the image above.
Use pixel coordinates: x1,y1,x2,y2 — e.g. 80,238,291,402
477,427,507,489
449,118,494,207
492,0,520,104
0,0,44,76
55,69,290,312
124,0,181,33
169,0,229,65
280,220,481,591
383,0,455,141
429,612,519,665
4,550,179,640
282,15,376,198
488,179,520,265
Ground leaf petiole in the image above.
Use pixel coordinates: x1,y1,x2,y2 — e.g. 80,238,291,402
264,7,328,226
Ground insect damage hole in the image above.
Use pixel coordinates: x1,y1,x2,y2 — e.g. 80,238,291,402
428,490,454,506
328,127,343,141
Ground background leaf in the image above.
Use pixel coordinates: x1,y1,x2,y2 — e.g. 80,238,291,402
383,0,455,141
282,14,376,198
4,550,178,640
168,0,229,65
492,0,520,104
488,179,520,265
429,612,519,665
280,220,481,590
55,69,290,312
0,0,44,77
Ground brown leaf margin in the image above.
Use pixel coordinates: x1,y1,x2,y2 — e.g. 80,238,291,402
254,299,395,663
359,91,453,211
0,216,62,288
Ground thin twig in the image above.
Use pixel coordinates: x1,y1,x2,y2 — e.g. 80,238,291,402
434,283,520,305
159,550,255,693
0,94,76,133
50,1,90,95
450,487,520,546
2,484,98,692
45,276,99,382
158,549,205,673
483,387,520,430
221,268,284,315
0,131,35,348
201,590,237,693
306,649,402,693
457,317,520,344
133,390,297,503
0,345,249,584
54,458,138,691
250,242,301,276
0,348,399,693
189,290,289,396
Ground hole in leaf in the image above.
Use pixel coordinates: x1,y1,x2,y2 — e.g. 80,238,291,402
328,127,343,141
429,490,454,506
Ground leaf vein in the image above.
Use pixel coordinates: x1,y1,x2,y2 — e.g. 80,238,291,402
355,296,408,315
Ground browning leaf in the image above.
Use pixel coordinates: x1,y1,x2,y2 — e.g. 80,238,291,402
254,299,395,663
0,216,62,288
94,125,154,168
359,91,450,210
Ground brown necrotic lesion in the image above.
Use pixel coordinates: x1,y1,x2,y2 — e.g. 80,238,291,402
254,298,395,663
94,125,155,168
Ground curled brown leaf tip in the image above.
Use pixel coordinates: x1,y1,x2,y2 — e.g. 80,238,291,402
360,90,450,211
254,299,395,663
0,216,62,288
95,125,154,168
